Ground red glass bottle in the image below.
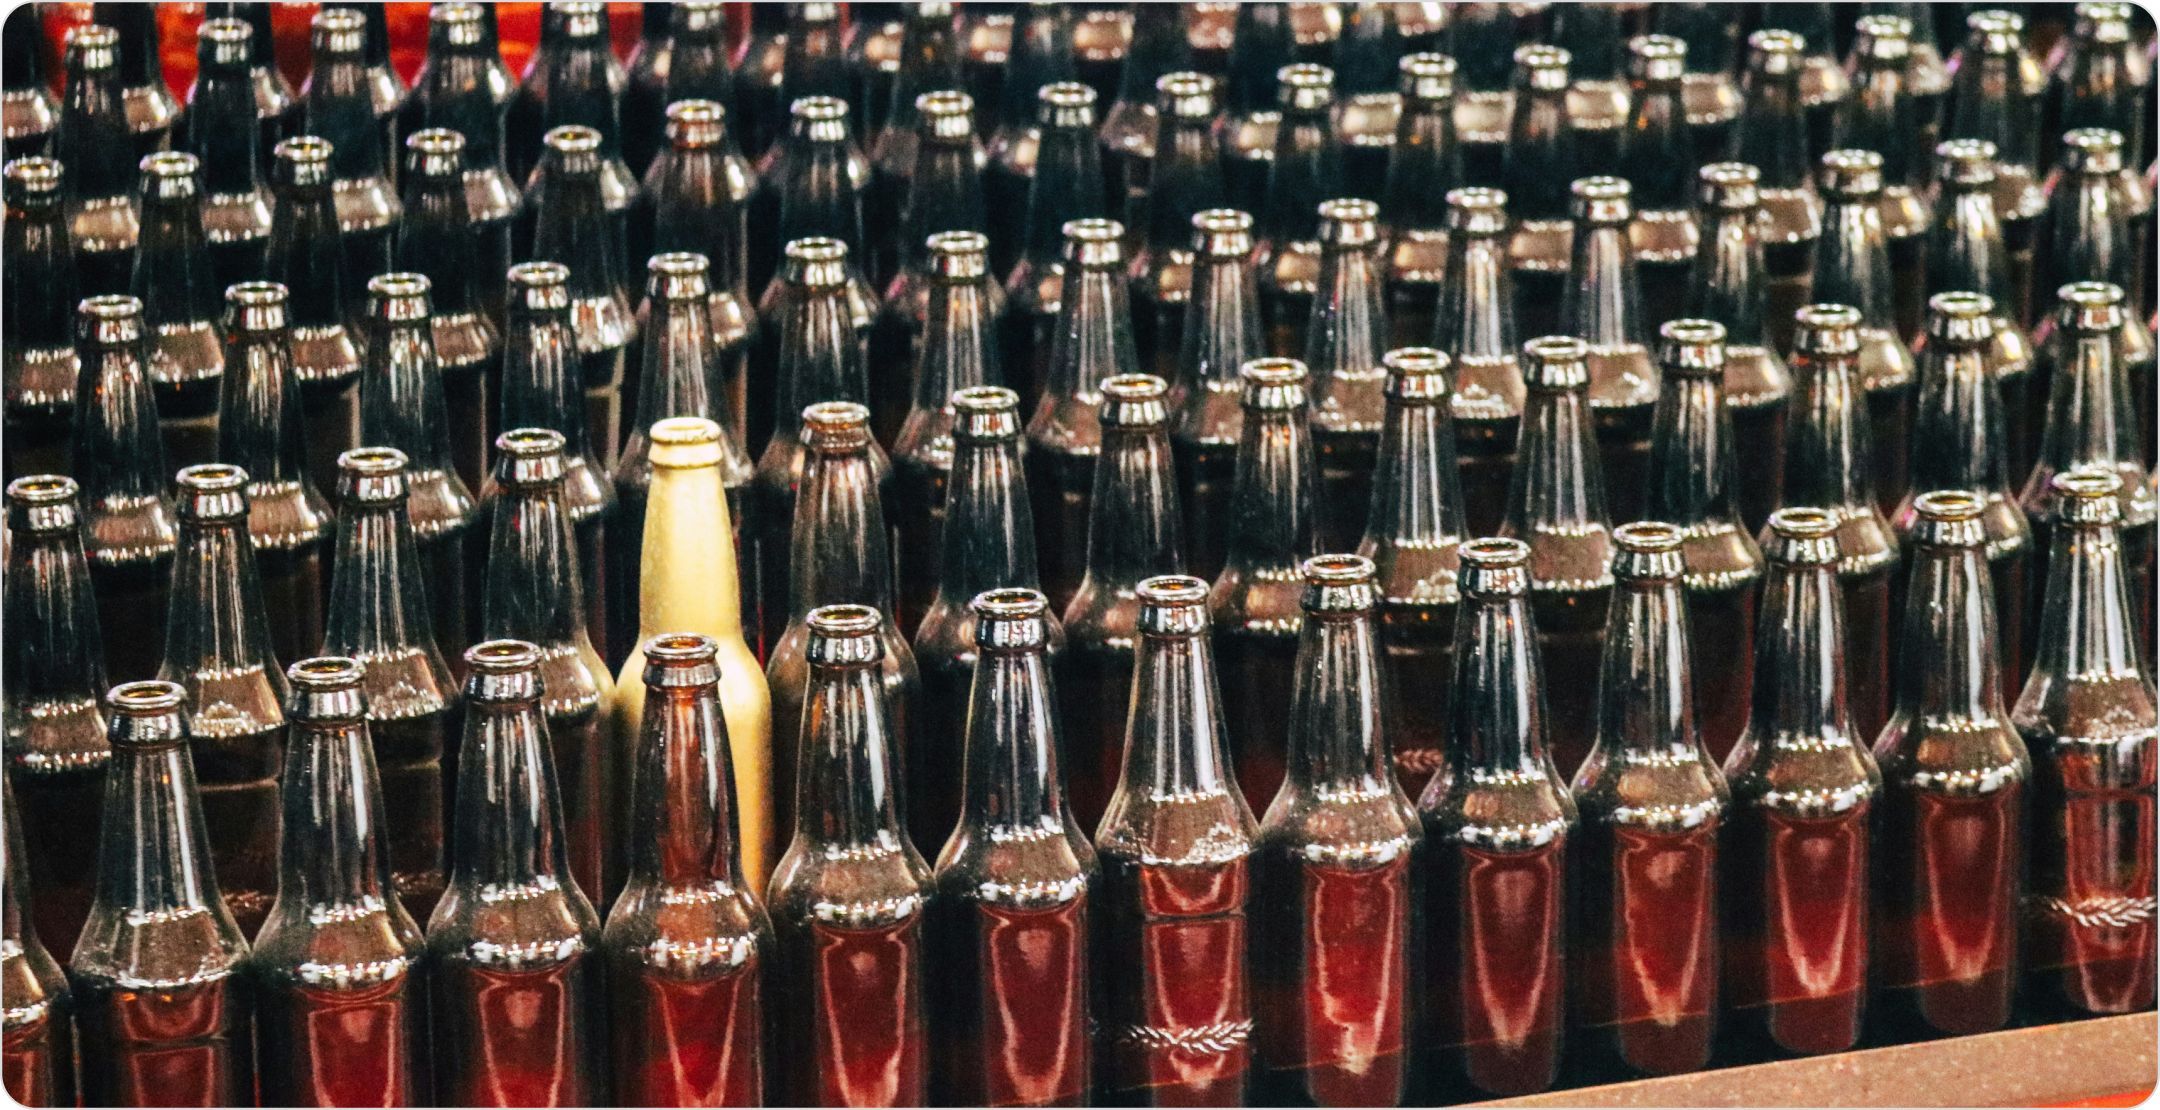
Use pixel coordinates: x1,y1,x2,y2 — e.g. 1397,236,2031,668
1096,575,1259,1107
1686,162,1796,535
1570,523,1726,1079
1172,208,1264,583
1254,555,1421,1107
1304,198,1390,551
1872,490,2032,1040
73,293,177,684
69,681,255,1108
1563,176,1659,522
1729,31,1824,357
265,135,365,495
929,589,1096,1108
1381,54,1462,348
2015,468,2157,1016
605,633,773,1107
1418,538,1574,1099
1813,149,1920,518
1722,507,1880,1058
770,604,935,1108
427,639,608,1107
1433,186,1524,535
2,776,74,1108
253,657,431,1107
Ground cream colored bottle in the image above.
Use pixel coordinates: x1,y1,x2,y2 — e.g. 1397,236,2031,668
612,416,776,886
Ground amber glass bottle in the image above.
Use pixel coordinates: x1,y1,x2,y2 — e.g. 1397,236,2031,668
1942,11,2046,328
1729,31,1823,356
1,11,56,162
1433,186,1523,534
53,25,140,296
505,3,636,248
302,9,401,322
1502,46,1574,340
73,294,177,684
869,89,984,442
1685,163,1794,532
634,98,757,442
129,151,227,469
265,135,365,493
396,127,502,499
1305,198,1390,549
1813,149,1918,517
404,2,521,320
982,4,1077,275
526,123,640,466
1834,16,1931,344
1128,72,1224,384
1099,4,1189,224
1652,4,1741,163
1621,34,1701,331
1926,138,2036,475
1255,63,1344,357
1563,177,1659,520
865,5,965,288
2032,127,2156,472
1381,54,1462,348
1173,209,1264,583
1,775,73,1108
1000,83,1106,410
2,157,78,479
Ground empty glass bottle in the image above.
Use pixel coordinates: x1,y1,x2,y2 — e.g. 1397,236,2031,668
3,157,80,478
1432,187,1522,535
2042,2,2151,176
129,151,224,468
1721,506,1880,1057
95,1,176,160
221,2,300,170
1001,82,1106,411
1,774,73,1108
507,1,636,249
303,8,401,322
69,680,253,1108
1221,3,1296,211
1100,3,1190,224
478,428,616,908
1502,46,1573,340
1943,11,2046,327
1173,208,1264,582
870,89,985,443
398,128,503,499
1686,163,1795,533
217,282,333,668
1547,4,1629,172
1129,72,1224,384
54,25,142,296
2032,127,2157,464
322,2,406,169
1563,177,1659,522
982,3,1077,275
1834,15,1931,344
3,475,109,957
1571,521,1726,1080
1645,320,1766,762
73,293,177,685
1,8,57,161
1380,54,1461,349
180,18,274,295
1305,198,1390,549
2015,468,2157,1017
1256,64,1343,355
323,446,456,921
635,98,758,441
1420,537,1574,1099
1872,489,2031,1040
1730,30,1824,356
1622,34,1700,331
405,2,522,320
427,639,607,1108
526,124,640,468
769,603,935,1108
1253,554,1421,1107
605,632,773,1107
1816,149,1921,518
865,3,963,287
253,656,430,1107
929,587,1095,1107
266,135,365,493
1927,138,2038,475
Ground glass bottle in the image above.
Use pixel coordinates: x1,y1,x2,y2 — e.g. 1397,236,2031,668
1028,218,1139,610
1253,554,1421,1106
619,2,687,177
180,18,274,295
1173,208,1263,582
1872,489,2031,1039
1220,2,1294,212
3,475,109,957
1751,6,1847,159
1443,4,1518,187
1333,4,1419,194
527,123,640,468
1834,15,1931,345
95,0,177,161
405,2,521,321
69,681,253,1107
224,2,300,169
217,282,333,668
1548,4,1631,172
1061,373,1185,833
427,639,607,1108
1730,30,1824,356
660,4,741,148
2042,2,2151,176
769,603,934,1107
605,632,773,1107
1129,72,1224,384
777,4,858,151
2015,468,2157,1017
54,24,142,296
1095,574,1258,1106
1563,176,1658,522
1621,34,1700,331
866,2,963,288
1381,53,1461,348
614,415,773,885
1943,10,2047,327
252,656,430,1106
1894,291,2033,683
478,428,617,908
1645,320,1766,762
635,98,758,444
398,128,502,499
2032,127,2157,464
894,231,1002,634
302,8,401,324
1570,521,1726,1079
1419,537,1574,1098
1501,335,1615,777
129,150,224,469
322,2,407,169
1816,148,1920,517
1650,4,1740,166
1502,46,1573,341
928,588,1095,1107
266,135,364,494
1100,3,1190,225
1,774,73,1108
507,1,636,248
870,89,985,444
1256,63,1342,355
1305,198,1390,549
1927,138,2038,476
1001,82,1106,412
1686,163,1795,533
323,446,456,921
1868,2,1951,154
1212,359,1321,810
845,5,904,142
0,7,57,161
3,157,79,479
72,293,177,685
982,3,1077,276
1433,187,1522,535
1721,506,1880,1057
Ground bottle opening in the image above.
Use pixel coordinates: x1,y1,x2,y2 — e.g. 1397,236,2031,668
497,427,567,457
108,680,188,715
1912,488,1987,523
177,462,250,492
644,632,721,663
7,474,78,505
806,604,884,639
466,639,542,673
973,588,1049,620
1768,506,1839,540
1302,553,1376,585
289,656,367,689
1613,521,1686,554
338,446,409,476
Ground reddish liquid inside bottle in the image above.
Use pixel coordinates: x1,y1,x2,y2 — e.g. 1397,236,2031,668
431,959,606,1107
1098,854,1254,1107
1377,610,1451,800
1873,784,2025,1039
609,959,765,1107
1722,807,1870,1056
1216,630,1298,812
2026,771,2157,1017
1255,855,1413,1107
1424,840,1566,1098
1057,641,1137,835
933,898,1093,1107
1572,823,1718,1078
72,975,253,1108
257,976,428,1107
1843,571,1895,743
2,1003,72,1107
775,916,930,1108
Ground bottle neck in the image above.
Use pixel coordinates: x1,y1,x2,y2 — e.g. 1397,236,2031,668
627,681,745,887
416,51,508,169
1506,387,1610,532
1042,265,1139,404
1506,90,1571,219
1081,425,1184,588
912,277,1000,414
268,185,348,327
1911,344,2013,494
794,661,909,849
74,341,170,505
1625,81,1692,211
1645,374,1744,527
1116,7,1187,103
1927,184,2009,302
1227,7,1292,112
1364,395,1467,548
1562,222,1644,345
58,65,135,198
187,67,265,195
450,699,579,891
1223,404,1320,573
1684,209,1766,344
162,518,280,675
900,144,988,270
933,435,1041,604
3,529,108,711
997,11,1075,132
95,743,236,920
772,287,869,434
532,171,628,301
959,647,1069,831
276,717,399,911
1593,575,1701,756
481,481,594,648
132,192,219,322
217,331,313,486
639,460,745,640
1842,70,1922,189
1381,102,1458,230
788,450,895,616
308,59,390,179
1449,592,1556,773
1019,125,1103,263
1813,197,1895,323
1748,558,1860,748
1436,232,1517,357
1120,631,1238,798
2,204,75,348
2048,173,2137,291
1735,78,1811,190
1285,612,1391,790
1178,253,1263,397
360,319,458,472
632,294,721,433
542,43,626,150
651,147,751,292
1895,543,2008,719
1307,245,1388,397
1947,55,2034,166
777,140,866,251
2032,518,2145,683
1261,113,1342,240
502,306,595,456
2037,329,2142,477
1783,351,1880,512
394,177,481,312
1146,119,1225,247
324,498,443,660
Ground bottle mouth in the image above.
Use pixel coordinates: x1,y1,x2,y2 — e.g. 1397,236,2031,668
467,639,543,674
1792,303,1864,355
108,680,188,716
1156,71,1218,119
339,446,409,477
1657,319,1727,376
972,588,1050,622
226,281,289,309
6,473,77,507
288,656,366,690
951,385,1019,415
497,426,568,459
368,273,435,322
1239,357,1309,391
644,632,721,664
1613,521,1686,554
1912,488,1987,524
1275,62,1336,110
178,462,249,492
1302,553,1376,586
784,236,850,265
407,127,466,156
543,124,605,156
648,251,710,277
1137,575,1210,607
2053,466,2128,526
801,402,873,449
1400,51,1456,101
650,416,722,448
1459,536,1531,569
804,606,887,665
1767,506,1839,541
789,95,850,123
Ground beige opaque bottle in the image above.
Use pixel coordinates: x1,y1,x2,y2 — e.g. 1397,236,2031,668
612,416,776,887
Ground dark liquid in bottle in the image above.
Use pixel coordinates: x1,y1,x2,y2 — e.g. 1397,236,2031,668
932,898,1093,1107
197,777,281,938
431,960,605,1107
13,766,103,956
1845,571,1895,743
774,916,930,1108
608,959,765,1107
1217,630,1298,813
1178,446,1236,586
1691,586,1757,764
2024,761,2157,1017
1058,641,1136,835
1254,856,1413,1107
1872,785,2025,1040
256,977,428,1107
1424,841,1566,1098
1098,854,1254,1106
1722,808,1869,1056
1572,823,1717,1078
1378,611,1451,799
2,1003,72,1107
1030,450,1095,613
73,975,254,1108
